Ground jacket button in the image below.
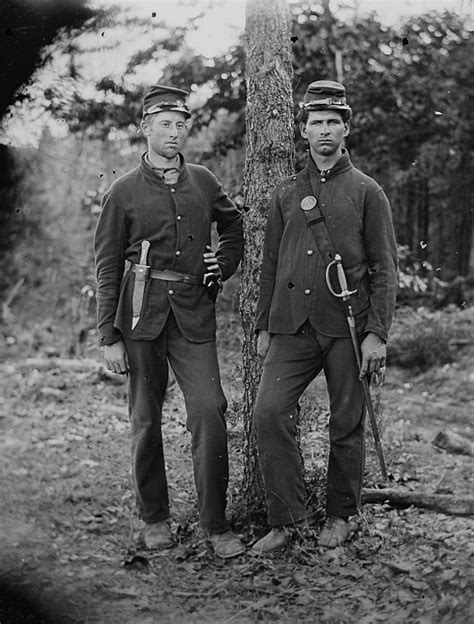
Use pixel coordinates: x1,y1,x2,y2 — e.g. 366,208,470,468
307,250,314,256
170,188,176,193
176,215,182,221
320,177,326,183
168,289,174,295
175,250,181,256
304,289,311,295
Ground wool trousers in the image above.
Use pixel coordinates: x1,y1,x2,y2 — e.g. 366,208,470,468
123,313,229,533
254,322,366,526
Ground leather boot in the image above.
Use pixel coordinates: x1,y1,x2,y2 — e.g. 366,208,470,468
143,520,174,550
251,527,290,554
208,530,246,559
319,516,351,548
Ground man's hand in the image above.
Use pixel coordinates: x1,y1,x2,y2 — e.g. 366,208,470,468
257,330,271,359
203,245,221,280
104,340,129,375
359,332,386,379
203,245,223,301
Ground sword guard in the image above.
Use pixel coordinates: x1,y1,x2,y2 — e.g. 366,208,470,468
325,254,357,300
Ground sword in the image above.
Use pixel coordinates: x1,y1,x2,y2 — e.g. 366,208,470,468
325,254,388,481
131,240,151,330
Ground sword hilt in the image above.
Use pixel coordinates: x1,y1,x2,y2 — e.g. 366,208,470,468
325,254,357,301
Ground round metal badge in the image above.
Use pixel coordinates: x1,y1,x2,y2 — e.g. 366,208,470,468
300,196,317,211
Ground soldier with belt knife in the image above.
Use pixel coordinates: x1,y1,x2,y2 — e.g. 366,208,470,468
94,84,245,558
251,80,398,554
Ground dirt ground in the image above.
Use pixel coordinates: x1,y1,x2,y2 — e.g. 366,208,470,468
0,305,473,624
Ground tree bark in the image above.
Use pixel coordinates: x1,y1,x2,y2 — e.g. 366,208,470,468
240,0,295,511
362,488,474,516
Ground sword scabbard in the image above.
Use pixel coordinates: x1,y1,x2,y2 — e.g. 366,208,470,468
327,255,388,481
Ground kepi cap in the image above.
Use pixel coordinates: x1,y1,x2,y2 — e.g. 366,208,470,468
301,80,351,113
143,84,191,118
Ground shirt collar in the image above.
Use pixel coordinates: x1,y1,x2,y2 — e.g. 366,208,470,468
140,152,186,185
307,148,352,179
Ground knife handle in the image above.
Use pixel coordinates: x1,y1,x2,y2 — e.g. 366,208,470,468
139,240,151,266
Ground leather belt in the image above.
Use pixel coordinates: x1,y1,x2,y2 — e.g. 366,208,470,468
131,264,203,286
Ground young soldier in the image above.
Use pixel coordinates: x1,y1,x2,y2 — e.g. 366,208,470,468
94,85,245,558
252,80,398,553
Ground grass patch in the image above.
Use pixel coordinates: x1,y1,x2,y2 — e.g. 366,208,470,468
387,306,471,371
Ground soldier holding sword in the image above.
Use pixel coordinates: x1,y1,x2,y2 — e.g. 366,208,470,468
251,80,398,554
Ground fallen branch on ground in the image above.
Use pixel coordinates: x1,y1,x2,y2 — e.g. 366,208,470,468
432,430,474,456
362,488,474,516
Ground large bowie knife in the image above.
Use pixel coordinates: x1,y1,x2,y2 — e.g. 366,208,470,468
131,240,151,330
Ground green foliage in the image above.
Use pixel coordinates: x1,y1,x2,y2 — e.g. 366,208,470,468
0,146,47,296
397,244,433,299
386,306,471,370
388,320,455,370
5,2,473,279
397,244,470,309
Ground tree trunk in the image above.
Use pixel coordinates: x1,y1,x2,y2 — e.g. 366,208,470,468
240,0,295,512
453,151,472,276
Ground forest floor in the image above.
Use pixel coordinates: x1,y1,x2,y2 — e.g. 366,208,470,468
0,303,473,624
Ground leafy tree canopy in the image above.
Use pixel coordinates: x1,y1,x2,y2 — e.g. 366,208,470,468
2,0,473,276
5,3,472,162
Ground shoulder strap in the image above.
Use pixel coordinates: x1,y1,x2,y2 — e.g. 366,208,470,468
295,169,336,268
296,170,357,320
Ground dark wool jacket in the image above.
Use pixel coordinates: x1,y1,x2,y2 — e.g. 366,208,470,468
94,153,243,345
255,151,398,342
